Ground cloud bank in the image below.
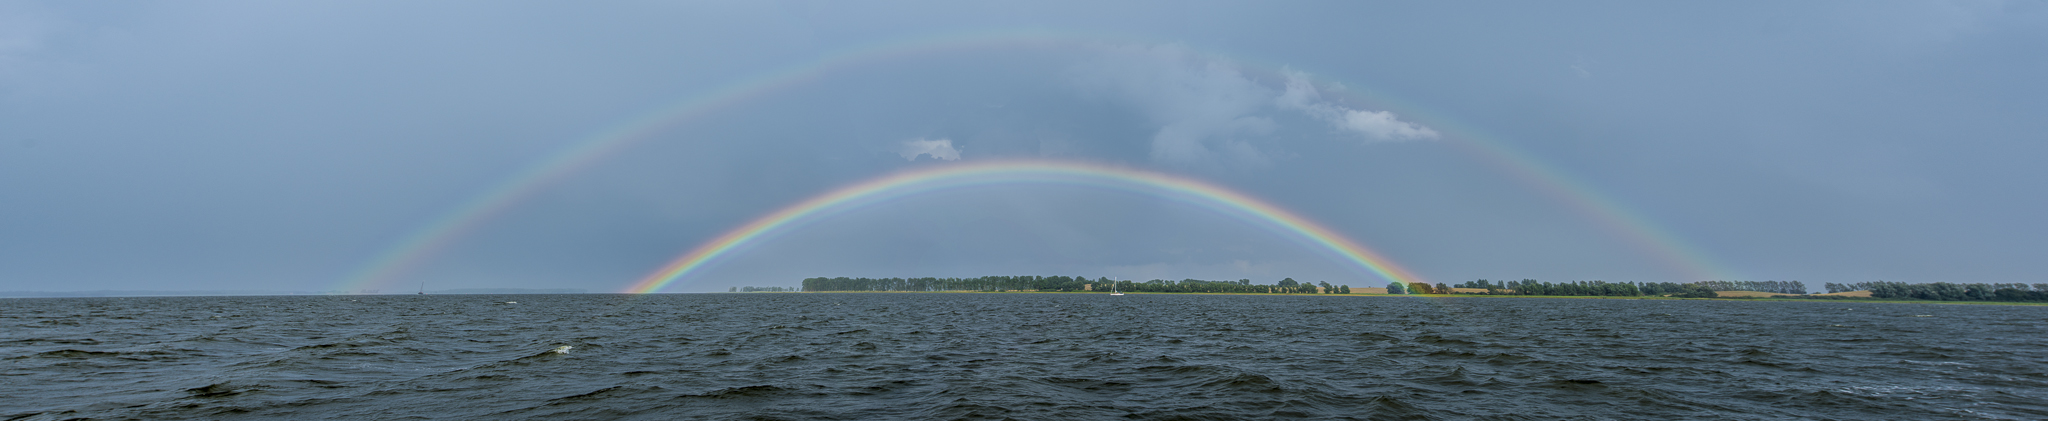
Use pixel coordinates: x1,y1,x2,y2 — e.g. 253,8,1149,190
1069,44,1275,167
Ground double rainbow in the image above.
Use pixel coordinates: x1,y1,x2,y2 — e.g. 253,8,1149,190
622,160,1425,293
336,31,1733,294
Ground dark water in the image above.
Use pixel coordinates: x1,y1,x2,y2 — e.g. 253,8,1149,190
5,293,2046,420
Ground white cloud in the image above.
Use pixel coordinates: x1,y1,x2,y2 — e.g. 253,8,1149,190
1069,45,1438,167
896,138,961,161
1335,109,1440,140
1276,69,1439,141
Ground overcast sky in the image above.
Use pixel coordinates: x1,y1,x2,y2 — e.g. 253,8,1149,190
3,1,2043,293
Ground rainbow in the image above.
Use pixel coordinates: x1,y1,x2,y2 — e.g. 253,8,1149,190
335,31,1734,293
621,160,1426,293
332,29,1082,292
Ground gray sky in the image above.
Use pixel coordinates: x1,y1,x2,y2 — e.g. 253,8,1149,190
3,1,2043,293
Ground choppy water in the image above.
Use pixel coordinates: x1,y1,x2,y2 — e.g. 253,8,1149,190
4,293,2045,420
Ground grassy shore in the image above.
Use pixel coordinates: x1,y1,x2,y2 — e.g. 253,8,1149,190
771,289,2048,306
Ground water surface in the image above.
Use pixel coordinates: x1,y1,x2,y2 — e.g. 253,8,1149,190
5,293,2044,419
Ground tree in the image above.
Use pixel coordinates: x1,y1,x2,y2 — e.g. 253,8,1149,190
1387,282,1406,294
1676,284,1718,298
1318,281,1333,294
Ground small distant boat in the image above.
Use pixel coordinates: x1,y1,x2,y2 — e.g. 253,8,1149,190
1109,278,1124,296
418,282,426,295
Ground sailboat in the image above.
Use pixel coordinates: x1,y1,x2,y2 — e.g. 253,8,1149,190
418,282,426,295
1109,277,1124,296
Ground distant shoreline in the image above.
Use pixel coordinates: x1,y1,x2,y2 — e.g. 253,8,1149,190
770,290,2048,306
9,289,2039,306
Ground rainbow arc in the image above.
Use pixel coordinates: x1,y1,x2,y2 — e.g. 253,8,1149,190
334,31,1733,293
623,160,1424,293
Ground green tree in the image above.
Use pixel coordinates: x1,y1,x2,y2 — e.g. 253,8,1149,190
1387,282,1407,294
1677,283,1718,298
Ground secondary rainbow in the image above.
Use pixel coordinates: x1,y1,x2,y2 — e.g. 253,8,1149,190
337,31,1734,293
622,160,1426,294
332,30,1082,292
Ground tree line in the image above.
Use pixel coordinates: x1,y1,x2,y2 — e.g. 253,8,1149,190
1441,279,1804,296
799,276,1351,294
1690,280,1807,295
1424,279,1651,296
1410,279,1736,298
1825,281,2048,302
1826,281,2046,294
790,276,2046,302
1416,279,2048,302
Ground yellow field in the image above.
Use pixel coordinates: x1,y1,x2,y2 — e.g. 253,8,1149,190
1702,290,1786,297
1815,290,1874,297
